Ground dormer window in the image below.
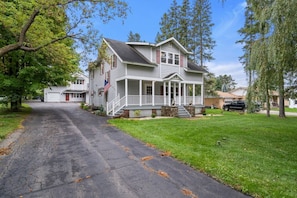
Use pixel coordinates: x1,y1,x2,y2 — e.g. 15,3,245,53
160,51,180,66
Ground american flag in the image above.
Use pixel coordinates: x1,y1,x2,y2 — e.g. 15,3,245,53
104,79,111,93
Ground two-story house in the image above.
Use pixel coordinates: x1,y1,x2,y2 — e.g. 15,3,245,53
44,73,89,103
89,37,207,117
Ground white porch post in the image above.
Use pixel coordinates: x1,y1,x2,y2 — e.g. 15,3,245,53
173,83,176,104
125,78,128,106
178,82,181,105
139,80,142,106
152,81,155,106
168,81,171,105
163,82,166,105
201,84,204,105
183,83,186,105
192,84,195,105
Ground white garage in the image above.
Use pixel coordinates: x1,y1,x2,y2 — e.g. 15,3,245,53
46,92,61,102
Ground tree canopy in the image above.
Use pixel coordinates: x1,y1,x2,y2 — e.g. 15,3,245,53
238,0,297,117
0,0,128,110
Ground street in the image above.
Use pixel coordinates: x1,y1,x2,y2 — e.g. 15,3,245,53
0,103,250,198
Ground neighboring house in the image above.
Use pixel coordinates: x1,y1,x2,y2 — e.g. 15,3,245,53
89,37,208,117
230,88,290,107
229,87,247,99
205,91,242,109
289,99,297,108
44,73,89,103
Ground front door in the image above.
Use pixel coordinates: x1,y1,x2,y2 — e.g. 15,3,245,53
66,93,69,101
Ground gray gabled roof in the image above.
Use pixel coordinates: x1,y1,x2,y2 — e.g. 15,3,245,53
186,62,208,73
104,38,156,67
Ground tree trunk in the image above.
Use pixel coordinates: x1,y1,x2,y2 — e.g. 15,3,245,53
266,87,270,117
10,101,19,111
278,71,286,118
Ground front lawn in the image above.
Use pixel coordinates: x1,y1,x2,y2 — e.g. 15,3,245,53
109,112,297,198
271,107,297,113
0,104,31,141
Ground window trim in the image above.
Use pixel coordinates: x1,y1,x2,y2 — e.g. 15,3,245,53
160,51,180,66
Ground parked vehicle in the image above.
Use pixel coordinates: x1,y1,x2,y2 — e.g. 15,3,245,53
223,101,246,111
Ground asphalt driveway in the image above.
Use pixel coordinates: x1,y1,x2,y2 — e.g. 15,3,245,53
0,103,251,198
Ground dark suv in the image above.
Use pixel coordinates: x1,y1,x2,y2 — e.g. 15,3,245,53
223,101,246,111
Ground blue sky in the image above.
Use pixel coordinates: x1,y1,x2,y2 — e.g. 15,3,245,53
95,0,247,87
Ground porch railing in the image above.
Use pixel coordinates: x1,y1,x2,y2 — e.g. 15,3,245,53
107,95,125,116
107,95,202,115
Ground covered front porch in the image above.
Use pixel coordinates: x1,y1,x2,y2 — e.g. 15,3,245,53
107,74,204,116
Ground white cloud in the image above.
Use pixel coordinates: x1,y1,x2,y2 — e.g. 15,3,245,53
207,61,247,87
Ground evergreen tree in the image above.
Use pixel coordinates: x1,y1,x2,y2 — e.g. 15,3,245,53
178,0,191,48
215,75,237,92
127,31,141,42
190,0,215,66
155,0,180,43
237,1,260,113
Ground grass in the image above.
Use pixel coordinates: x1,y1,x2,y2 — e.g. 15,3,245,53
0,104,31,141
108,112,297,198
270,107,297,113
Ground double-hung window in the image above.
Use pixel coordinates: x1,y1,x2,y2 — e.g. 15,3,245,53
160,51,180,66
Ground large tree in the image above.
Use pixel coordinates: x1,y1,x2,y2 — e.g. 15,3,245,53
0,0,128,110
127,31,141,42
155,0,180,43
0,0,128,57
238,0,297,117
215,75,236,92
189,0,215,65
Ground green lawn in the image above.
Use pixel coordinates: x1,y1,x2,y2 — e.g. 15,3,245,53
271,107,297,113
0,104,31,141
108,112,297,198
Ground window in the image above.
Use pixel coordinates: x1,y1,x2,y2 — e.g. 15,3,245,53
168,53,173,64
73,79,84,84
100,62,104,75
161,52,166,63
146,85,152,95
72,93,84,98
174,54,179,65
160,51,180,66
111,54,117,69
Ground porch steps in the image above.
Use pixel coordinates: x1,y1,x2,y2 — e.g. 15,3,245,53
113,109,124,118
177,106,191,118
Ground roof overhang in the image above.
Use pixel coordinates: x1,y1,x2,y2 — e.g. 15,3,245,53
184,67,206,74
156,37,192,55
63,90,87,94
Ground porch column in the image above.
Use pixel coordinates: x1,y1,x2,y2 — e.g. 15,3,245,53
163,82,166,105
192,84,195,105
139,80,142,106
178,82,181,105
152,81,155,106
168,81,171,105
173,83,176,104
125,78,128,106
183,83,186,105
201,84,204,105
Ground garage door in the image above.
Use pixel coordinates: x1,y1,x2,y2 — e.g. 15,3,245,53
47,92,60,102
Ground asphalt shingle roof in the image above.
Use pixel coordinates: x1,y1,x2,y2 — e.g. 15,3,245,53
104,38,155,66
187,62,208,73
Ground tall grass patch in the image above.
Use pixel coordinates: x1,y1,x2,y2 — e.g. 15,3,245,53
109,112,297,198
